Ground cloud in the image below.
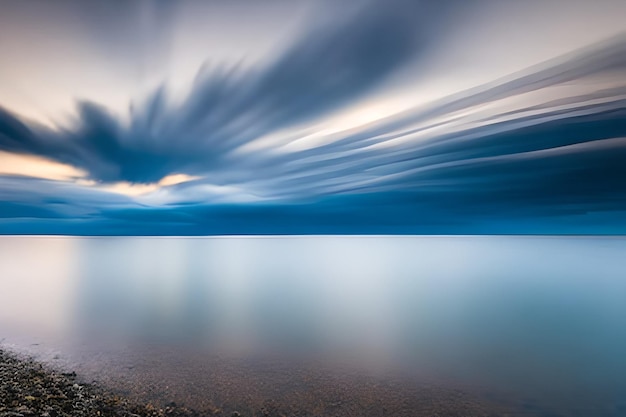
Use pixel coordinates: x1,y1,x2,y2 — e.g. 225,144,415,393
0,1,625,234
0,175,135,219
0,0,456,184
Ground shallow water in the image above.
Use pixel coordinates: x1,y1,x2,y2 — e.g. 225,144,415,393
1,236,626,415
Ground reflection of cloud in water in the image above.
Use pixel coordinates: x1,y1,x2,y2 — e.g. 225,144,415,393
2,235,626,413
71,236,626,382
76,238,216,344
0,237,78,337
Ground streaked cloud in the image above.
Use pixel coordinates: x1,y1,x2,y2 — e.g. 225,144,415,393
0,0,625,234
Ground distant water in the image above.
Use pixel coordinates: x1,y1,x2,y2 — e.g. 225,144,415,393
1,236,626,416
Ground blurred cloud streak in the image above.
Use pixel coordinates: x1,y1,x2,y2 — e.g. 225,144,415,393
0,0,625,234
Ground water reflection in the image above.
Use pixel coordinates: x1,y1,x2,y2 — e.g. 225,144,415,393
0,236,77,337
1,236,626,413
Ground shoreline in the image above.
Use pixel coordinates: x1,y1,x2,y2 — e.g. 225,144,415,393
0,349,218,417
0,348,514,417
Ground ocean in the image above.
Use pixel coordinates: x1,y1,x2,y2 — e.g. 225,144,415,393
1,236,625,416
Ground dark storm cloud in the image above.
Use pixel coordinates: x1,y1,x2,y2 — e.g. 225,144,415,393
288,35,626,158
0,0,454,184
0,0,625,234
242,36,626,205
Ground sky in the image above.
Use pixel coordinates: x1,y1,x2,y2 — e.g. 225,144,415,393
0,0,625,235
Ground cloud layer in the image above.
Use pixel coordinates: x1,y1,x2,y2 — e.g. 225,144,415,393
0,0,625,234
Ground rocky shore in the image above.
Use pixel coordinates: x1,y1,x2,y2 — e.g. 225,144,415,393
1,348,511,417
0,349,219,417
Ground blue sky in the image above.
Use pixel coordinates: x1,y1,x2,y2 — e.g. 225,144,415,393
0,0,625,234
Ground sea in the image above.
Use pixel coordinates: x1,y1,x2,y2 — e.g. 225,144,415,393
1,236,625,416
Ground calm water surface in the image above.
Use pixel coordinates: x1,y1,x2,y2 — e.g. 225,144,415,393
1,236,625,416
